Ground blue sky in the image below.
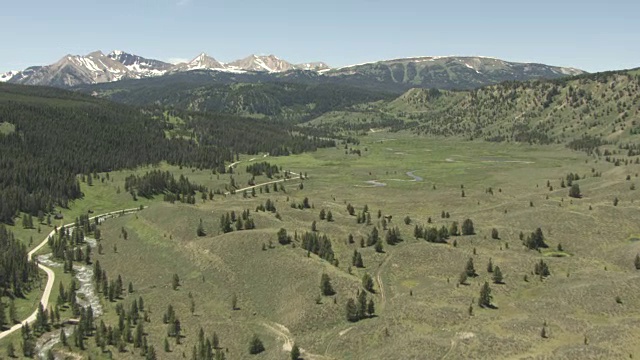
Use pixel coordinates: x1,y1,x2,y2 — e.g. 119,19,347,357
1,0,638,73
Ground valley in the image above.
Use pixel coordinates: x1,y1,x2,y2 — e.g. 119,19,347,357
2,130,640,359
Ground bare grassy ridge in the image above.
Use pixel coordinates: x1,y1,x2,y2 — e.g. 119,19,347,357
19,132,640,359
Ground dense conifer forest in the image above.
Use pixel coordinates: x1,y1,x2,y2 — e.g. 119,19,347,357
0,84,335,224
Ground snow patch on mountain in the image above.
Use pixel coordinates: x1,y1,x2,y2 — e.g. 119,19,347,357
0,71,18,82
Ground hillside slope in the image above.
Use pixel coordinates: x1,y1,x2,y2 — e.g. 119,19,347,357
309,69,640,147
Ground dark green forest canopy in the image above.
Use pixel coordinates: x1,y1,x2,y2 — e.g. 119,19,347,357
0,84,335,224
79,81,395,121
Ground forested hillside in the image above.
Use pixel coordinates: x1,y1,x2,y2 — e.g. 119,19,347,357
307,69,640,147
81,80,394,122
389,69,640,145
0,84,334,224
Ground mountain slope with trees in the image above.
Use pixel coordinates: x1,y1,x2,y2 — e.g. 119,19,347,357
0,83,334,224
309,68,640,147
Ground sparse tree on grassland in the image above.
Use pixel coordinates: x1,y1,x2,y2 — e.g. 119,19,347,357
492,266,504,284
249,334,265,354
478,282,493,308
345,298,358,322
462,219,475,235
291,343,300,360
635,254,640,270
172,274,180,290
465,257,476,277
569,183,581,198
362,273,374,292
320,274,335,296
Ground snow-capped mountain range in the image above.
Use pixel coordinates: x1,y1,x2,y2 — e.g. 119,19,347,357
0,50,330,87
0,50,586,90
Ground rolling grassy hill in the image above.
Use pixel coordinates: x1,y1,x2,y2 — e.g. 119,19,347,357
306,68,640,147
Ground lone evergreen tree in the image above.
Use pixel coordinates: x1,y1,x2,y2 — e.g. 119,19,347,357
478,282,493,308
291,343,301,360
492,266,504,284
362,273,374,293
345,298,359,322
635,254,640,270
249,334,265,354
465,257,476,277
197,219,206,236
462,219,475,235
231,293,238,310
172,274,180,290
491,228,499,240
569,183,581,198
320,274,335,296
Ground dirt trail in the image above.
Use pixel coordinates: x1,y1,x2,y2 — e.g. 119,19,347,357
263,322,332,359
225,171,301,195
376,254,391,305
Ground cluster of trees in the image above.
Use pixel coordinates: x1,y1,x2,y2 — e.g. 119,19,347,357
245,162,279,178
523,228,548,250
414,224,450,243
0,84,335,225
534,260,551,278
318,208,334,222
191,327,225,360
290,197,312,210
124,170,206,203
301,232,335,263
219,210,256,234
0,225,40,299
255,199,277,213
345,290,375,322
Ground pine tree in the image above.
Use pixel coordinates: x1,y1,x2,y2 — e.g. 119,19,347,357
465,257,476,277
362,273,374,292
197,219,206,236
462,219,475,235
319,209,326,220
345,298,359,322
458,271,468,285
569,183,581,198
326,211,333,222
291,343,301,360
491,228,499,239
320,274,335,296
478,282,493,308
231,293,238,310
0,300,6,330
635,254,640,270
165,337,171,352
487,258,494,273
375,239,384,253
445,222,457,238
249,334,265,354
146,345,157,360
367,299,375,317
492,266,504,284
172,273,180,290
7,342,15,358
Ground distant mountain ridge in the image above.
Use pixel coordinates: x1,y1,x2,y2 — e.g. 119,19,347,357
2,50,585,90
